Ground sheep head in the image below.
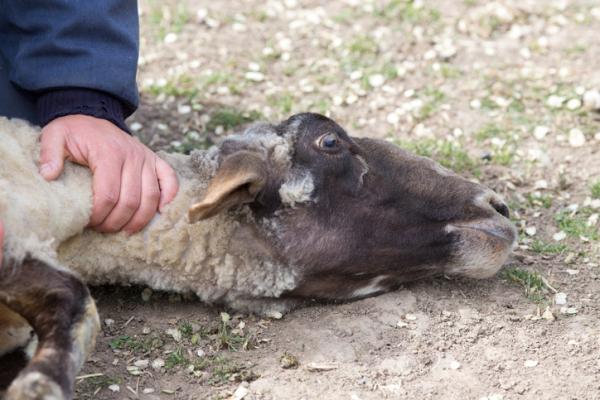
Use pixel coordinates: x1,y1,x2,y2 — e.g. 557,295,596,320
188,113,516,301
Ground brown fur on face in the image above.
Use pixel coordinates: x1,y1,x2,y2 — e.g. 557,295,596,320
205,113,516,300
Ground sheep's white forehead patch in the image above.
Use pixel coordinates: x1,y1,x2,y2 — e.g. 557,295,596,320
279,171,315,207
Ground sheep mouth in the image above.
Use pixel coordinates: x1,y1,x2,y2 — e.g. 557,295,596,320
449,220,517,248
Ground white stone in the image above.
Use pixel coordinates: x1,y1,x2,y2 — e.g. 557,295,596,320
405,313,417,321
130,122,143,132
104,318,115,327
546,95,565,108
232,384,249,400
560,306,577,315
568,128,586,147
553,231,567,241
533,126,549,140
524,359,538,368
566,98,581,110
368,74,385,88
166,328,182,342
470,99,481,109
177,104,192,114
134,359,149,369
152,358,165,370
164,33,177,44
554,292,567,306
450,360,461,370
108,385,120,393
583,89,600,110
525,226,537,236
245,71,265,82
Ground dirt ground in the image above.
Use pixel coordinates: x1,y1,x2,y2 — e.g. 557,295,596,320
77,1,600,399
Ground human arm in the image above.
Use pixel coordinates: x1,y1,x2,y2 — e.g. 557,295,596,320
1,1,179,233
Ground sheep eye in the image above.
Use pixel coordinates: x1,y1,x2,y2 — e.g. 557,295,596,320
316,133,339,150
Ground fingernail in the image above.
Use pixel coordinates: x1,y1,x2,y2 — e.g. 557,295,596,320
39,162,55,178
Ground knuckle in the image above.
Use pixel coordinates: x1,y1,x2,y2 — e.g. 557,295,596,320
99,191,119,207
122,197,140,211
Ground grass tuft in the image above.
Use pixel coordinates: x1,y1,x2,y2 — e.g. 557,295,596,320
502,267,552,303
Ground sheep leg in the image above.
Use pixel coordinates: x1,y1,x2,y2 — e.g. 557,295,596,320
0,304,35,391
0,258,100,400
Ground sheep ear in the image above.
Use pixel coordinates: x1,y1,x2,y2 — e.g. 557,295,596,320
188,151,267,222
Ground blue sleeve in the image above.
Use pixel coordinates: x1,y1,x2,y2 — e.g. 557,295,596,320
0,0,140,114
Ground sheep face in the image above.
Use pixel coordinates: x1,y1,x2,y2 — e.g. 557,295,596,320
189,113,516,301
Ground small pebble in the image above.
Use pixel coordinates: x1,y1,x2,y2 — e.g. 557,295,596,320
141,288,153,302
450,360,461,370
565,268,578,275
108,384,120,393
555,292,567,305
164,33,177,44
152,358,165,371
560,306,577,315
405,313,417,321
568,128,586,147
245,71,265,82
553,231,567,241
566,98,581,110
134,359,149,369
280,352,299,369
583,89,600,110
104,318,115,327
542,307,555,321
524,226,537,236
368,74,385,88
166,328,182,342
524,359,538,368
533,126,549,140
546,95,564,108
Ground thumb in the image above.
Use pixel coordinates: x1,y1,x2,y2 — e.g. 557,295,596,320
155,157,179,212
39,128,67,181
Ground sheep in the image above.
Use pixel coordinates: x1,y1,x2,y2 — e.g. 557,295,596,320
0,113,516,400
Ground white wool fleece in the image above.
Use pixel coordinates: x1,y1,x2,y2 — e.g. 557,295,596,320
0,118,299,314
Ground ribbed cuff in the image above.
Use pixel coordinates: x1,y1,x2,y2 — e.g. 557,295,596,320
36,88,130,133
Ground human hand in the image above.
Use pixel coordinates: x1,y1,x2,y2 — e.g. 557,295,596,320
39,115,179,234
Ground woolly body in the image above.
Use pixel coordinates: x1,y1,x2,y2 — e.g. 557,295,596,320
0,118,299,313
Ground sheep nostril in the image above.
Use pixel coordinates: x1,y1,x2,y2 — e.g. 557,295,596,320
490,198,510,219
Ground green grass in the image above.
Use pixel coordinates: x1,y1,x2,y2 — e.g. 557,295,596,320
417,87,446,121
109,335,164,354
591,180,600,199
525,193,553,209
529,240,568,255
374,0,441,24
269,93,294,114
207,357,259,385
502,267,552,303
178,321,194,339
555,208,599,240
165,346,188,369
348,35,379,57
170,130,212,154
215,312,255,351
395,138,480,177
207,108,263,133
76,375,121,399
475,123,503,142
148,74,199,99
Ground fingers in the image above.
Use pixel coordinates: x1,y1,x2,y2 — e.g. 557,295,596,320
39,127,67,180
121,156,161,234
88,155,124,228
156,157,179,212
93,154,143,233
